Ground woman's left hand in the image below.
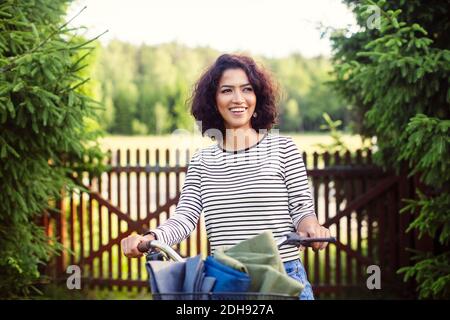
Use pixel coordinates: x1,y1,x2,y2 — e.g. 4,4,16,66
297,216,331,251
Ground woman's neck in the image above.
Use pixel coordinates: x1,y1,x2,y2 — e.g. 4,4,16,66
222,128,263,151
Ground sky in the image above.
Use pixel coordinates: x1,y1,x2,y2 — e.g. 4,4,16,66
66,0,357,58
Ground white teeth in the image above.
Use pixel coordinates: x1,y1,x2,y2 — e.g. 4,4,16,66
229,107,247,112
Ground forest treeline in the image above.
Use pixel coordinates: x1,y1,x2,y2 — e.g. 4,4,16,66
88,41,349,135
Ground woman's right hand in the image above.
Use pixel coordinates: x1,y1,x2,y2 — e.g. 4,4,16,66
121,233,155,258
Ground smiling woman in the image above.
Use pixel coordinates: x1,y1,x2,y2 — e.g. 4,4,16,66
121,53,332,300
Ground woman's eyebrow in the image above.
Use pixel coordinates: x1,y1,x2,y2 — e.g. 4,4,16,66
220,83,252,88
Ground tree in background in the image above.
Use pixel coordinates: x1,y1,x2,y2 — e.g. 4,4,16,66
0,0,105,297
266,54,350,132
330,0,449,298
111,83,138,134
282,98,302,132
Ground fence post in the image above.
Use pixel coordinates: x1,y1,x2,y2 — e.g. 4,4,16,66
56,187,67,276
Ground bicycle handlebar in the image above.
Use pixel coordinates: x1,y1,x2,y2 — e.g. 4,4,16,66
138,240,185,262
138,232,337,262
276,232,337,247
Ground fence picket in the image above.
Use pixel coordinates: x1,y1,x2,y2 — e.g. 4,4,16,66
313,152,320,285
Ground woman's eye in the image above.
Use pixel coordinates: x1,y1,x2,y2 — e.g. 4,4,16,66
222,89,231,93
244,87,253,92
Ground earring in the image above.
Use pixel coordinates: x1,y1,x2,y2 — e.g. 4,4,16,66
252,112,257,118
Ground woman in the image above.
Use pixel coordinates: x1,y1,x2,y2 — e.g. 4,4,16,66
121,54,331,300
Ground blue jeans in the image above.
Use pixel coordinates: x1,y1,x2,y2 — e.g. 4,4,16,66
284,259,314,300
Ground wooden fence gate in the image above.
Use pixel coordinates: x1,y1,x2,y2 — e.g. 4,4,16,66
44,148,427,298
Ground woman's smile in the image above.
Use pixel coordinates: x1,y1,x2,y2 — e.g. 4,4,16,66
229,106,248,116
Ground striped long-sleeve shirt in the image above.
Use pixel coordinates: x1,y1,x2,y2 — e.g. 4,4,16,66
150,133,316,262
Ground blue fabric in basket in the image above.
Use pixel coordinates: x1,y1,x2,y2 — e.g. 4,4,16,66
147,255,216,297
147,260,185,293
204,256,251,293
183,255,202,293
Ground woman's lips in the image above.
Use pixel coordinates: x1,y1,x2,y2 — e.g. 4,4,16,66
229,107,248,116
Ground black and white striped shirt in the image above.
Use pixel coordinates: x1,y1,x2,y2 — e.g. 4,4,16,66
151,133,316,262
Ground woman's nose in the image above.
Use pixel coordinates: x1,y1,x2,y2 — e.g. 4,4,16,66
232,91,245,104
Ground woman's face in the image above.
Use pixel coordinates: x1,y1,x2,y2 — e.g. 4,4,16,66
215,68,257,131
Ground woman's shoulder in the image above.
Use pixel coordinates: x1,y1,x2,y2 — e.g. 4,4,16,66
189,143,218,162
266,132,296,145
265,133,302,156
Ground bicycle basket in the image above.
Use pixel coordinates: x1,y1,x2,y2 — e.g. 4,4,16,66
151,292,299,300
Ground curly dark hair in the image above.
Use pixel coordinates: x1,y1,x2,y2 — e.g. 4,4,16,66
190,53,279,138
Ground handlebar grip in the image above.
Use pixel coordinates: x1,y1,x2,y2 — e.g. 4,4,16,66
280,232,337,247
137,240,152,253
300,237,337,246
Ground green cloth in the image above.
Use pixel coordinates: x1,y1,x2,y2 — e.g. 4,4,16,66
213,231,304,296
